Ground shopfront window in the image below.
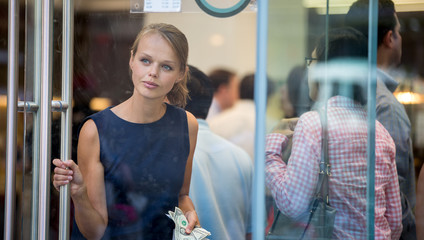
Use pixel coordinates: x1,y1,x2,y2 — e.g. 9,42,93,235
263,1,423,239
1,0,424,239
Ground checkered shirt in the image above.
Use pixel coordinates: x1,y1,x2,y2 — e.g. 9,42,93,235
265,96,402,239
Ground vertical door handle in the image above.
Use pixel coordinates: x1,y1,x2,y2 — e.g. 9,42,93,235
38,0,53,238
59,0,74,239
4,0,20,239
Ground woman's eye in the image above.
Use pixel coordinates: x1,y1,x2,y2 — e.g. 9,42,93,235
141,58,150,64
163,65,172,71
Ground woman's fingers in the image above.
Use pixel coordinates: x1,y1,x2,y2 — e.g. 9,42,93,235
184,210,199,234
54,164,73,174
53,158,77,169
52,159,76,191
272,118,299,136
287,117,299,130
53,178,71,191
52,158,65,168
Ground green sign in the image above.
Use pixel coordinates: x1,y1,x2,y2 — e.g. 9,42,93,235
195,0,251,18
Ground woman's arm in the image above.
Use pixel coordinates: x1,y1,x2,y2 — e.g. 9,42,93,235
178,111,199,234
53,119,108,239
265,115,320,218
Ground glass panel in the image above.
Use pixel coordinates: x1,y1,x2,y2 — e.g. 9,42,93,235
2,0,423,239
265,1,424,240
265,0,375,239
53,1,258,239
265,1,334,239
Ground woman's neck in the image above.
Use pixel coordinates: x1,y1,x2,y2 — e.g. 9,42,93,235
112,95,167,124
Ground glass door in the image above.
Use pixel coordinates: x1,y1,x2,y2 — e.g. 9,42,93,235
3,0,423,239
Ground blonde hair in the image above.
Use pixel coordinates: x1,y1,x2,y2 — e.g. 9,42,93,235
131,23,189,107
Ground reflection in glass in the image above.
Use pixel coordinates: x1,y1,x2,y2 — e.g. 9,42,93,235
265,27,402,239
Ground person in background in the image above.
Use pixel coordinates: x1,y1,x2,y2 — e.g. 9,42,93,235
265,65,313,232
206,68,239,120
346,1,416,238
280,65,312,119
52,23,199,239
185,65,253,240
208,74,256,160
208,73,274,160
266,27,402,239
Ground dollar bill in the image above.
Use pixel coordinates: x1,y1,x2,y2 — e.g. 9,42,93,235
167,207,211,240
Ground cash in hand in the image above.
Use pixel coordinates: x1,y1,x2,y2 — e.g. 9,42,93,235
167,207,211,240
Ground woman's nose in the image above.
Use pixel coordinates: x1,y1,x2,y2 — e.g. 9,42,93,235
148,72,157,77
148,64,159,77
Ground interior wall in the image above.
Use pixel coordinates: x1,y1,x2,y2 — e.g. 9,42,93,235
144,3,257,77
268,0,307,83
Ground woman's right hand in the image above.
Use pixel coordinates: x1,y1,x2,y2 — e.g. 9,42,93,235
52,159,85,196
272,118,299,137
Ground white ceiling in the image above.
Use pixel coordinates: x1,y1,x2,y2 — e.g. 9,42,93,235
303,0,424,14
36,0,423,13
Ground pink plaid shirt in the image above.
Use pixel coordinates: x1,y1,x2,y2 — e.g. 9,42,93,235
266,96,402,240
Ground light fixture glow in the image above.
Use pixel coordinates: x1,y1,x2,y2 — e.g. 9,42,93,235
394,91,424,104
89,97,112,111
209,33,225,47
0,95,7,108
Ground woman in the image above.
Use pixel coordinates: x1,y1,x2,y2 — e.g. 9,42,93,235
53,23,199,239
266,27,402,239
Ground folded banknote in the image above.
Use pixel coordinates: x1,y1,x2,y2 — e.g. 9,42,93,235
167,207,211,240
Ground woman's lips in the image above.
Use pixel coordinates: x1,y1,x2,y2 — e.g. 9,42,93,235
143,81,158,89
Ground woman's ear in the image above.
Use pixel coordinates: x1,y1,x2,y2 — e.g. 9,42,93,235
129,51,134,69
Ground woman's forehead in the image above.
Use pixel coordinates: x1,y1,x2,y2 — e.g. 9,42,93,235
138,32,174,54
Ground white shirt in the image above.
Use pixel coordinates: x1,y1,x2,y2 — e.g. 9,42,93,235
206,98,221,120
189,119,253,240
208,100,256,160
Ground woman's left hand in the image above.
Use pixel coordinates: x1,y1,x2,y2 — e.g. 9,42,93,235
184,210,200,234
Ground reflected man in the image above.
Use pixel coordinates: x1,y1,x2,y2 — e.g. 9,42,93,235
346,1,416,239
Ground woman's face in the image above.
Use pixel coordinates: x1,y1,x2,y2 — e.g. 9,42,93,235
308,49,319,101
280,85,295,118
129,32,184,102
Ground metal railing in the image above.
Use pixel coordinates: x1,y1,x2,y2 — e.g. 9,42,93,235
5,0,74,239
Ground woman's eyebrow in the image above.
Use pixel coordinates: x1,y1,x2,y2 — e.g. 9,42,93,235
139,52,177,65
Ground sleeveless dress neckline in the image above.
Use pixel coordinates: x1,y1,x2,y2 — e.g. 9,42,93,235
106,103,170,126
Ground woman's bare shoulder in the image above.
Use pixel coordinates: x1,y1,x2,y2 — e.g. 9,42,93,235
79,119,99,142
185,111,198,132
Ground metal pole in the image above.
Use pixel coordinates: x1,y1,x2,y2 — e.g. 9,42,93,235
31,0,42,238
366,0,378,239
38,0,53,238
59,0,74,238
252,0,268,239
4,0,20,239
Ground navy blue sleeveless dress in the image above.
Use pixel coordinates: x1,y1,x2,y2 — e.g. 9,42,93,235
71,103,190,240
